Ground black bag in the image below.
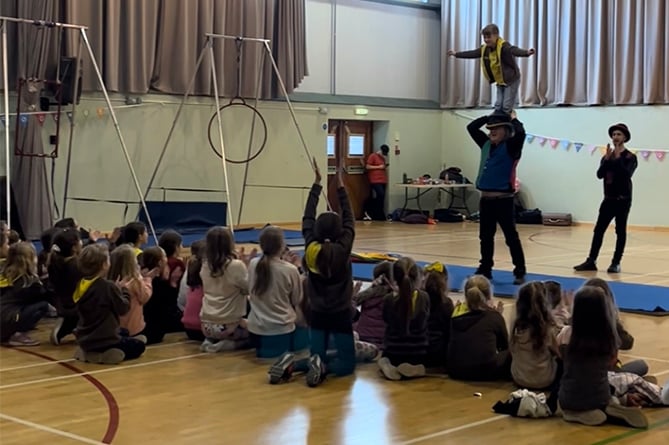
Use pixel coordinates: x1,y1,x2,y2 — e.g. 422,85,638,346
517,208,543,224
434,208,465,223
439,167,468,183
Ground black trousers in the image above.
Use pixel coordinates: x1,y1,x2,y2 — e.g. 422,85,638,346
367,183,387,220
478,196,526,277
588,198,632,264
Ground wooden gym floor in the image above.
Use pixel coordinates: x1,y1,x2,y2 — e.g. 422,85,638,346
0,222,668,445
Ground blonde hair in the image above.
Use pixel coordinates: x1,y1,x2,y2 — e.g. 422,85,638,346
78,244,110,278
108,244,140,281
464,274,493,310
3,242,37,283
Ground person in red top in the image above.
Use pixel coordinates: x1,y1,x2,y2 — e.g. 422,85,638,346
363,144,389,220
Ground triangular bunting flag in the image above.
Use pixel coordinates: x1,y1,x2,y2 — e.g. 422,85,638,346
599,146,608,156
630,149,637,155
656,151,666,161
537,137,546,146
37,113,46,126
549,139,559,149
589,145,598,154
526,134,535,143
641,150,651,160
561,140,570,150
97,107,105,119
574,142,583,152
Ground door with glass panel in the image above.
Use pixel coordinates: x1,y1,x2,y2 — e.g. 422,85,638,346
326,119,373,219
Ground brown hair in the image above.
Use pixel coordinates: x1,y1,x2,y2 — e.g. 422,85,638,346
186,240,205,288
393,257,420,333
481,23,499,36
568,285,619,359
3,242,38,283
205,226,235,277
78,244,110,278
464,274,493,310
543,280,562,309
512,281,553,351
252,226,285,297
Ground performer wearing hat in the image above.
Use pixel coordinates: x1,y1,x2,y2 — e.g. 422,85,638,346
574,123,638,273
467,110,527,285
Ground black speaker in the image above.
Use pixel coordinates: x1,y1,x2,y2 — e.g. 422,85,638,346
55,57,82,106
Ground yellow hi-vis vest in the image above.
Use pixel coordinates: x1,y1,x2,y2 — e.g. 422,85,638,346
481,38,506,85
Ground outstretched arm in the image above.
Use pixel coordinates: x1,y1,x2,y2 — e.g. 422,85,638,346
336,168,355,252
466,115,490,148
449,48,482,59
302,158,322,245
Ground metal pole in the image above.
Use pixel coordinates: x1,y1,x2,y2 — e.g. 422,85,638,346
205,33,270,43
79,28,158,244
263,40,330,209
0,16,87,31
61,33,83,216
236,42,265,226
208,40,235,233
143,45,209,201
1,20,10,229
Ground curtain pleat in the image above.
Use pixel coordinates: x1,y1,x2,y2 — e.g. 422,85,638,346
440,0,669,107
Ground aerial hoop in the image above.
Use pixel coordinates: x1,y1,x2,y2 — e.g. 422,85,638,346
206,96,268,164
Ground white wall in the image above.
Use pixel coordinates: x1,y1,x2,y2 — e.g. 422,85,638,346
30,94,442,231
442,106,669,228
296,0,441,101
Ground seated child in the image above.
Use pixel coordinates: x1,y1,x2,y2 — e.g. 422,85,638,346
544,280,571,329
447,275,510,381
111,244,153,340
159,230,186,294
353,261,393,348
73,244,145,364
0,242,50,346
181,241,206,341
422,261,454,369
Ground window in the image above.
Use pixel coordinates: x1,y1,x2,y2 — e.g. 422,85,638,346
326,134,336,157
348,134,365,157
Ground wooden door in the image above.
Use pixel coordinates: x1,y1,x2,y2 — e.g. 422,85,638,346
327,119,373,219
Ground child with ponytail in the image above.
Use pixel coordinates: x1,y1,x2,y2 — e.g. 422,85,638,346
267,160,356,387
377,257,430,380
447,275,510,380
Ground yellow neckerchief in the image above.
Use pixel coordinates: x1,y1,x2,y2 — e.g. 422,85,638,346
411,289,419,313
0,273,9,288
72,277,100,303
424,262,444,274
481,37,506,85
133,247,143,257
452,301,470,317
304,241,322,274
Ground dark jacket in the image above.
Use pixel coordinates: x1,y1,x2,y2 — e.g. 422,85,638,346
596,149,637,200
47,257,81,316
559,345,615,411
455,41,530,85
353,283,392,347
426,295,454,367
302,183,355,318
76,277,130,351
0,276,50,340
447,308,509,378
467,115,526,193
383,290,430,358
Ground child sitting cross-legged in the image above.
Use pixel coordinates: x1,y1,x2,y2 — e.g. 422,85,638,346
73,244,146,364
352,261,393,349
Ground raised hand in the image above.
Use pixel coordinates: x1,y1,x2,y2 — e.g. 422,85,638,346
447,49,456,57
604,143,613,159
141,267,161,279
312,156,321,184
337,166,345,188
496,300,505,314
238,246,258,266
527,48,535,56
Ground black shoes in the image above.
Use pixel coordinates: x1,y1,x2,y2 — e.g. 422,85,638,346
574,259,597,271
513,275,526,285
607,263,621,274
474,268,493,280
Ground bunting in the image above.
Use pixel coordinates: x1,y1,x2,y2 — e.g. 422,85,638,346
525,132,667,163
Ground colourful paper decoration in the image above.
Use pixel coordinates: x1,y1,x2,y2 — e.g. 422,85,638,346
526,134,535,143
574,142,583,152
561,140,570,150
656,152,666,161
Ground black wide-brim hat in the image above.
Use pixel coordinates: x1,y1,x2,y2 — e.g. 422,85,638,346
608,123,631,142
485,110,513,131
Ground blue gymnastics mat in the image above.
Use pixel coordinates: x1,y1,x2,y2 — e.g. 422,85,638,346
351,261,669,316
143,227,304,247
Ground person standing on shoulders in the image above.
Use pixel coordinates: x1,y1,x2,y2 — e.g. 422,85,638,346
574,124,638,274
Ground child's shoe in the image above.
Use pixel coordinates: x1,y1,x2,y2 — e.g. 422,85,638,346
268,352,295,384
378,357,401,381
305,354,325,387
7,332,40,347
605,399,648,429
561,408,607,426
397,363,426,378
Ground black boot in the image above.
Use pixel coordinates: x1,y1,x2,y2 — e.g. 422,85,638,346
574,259,597,271
607,263,621,274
